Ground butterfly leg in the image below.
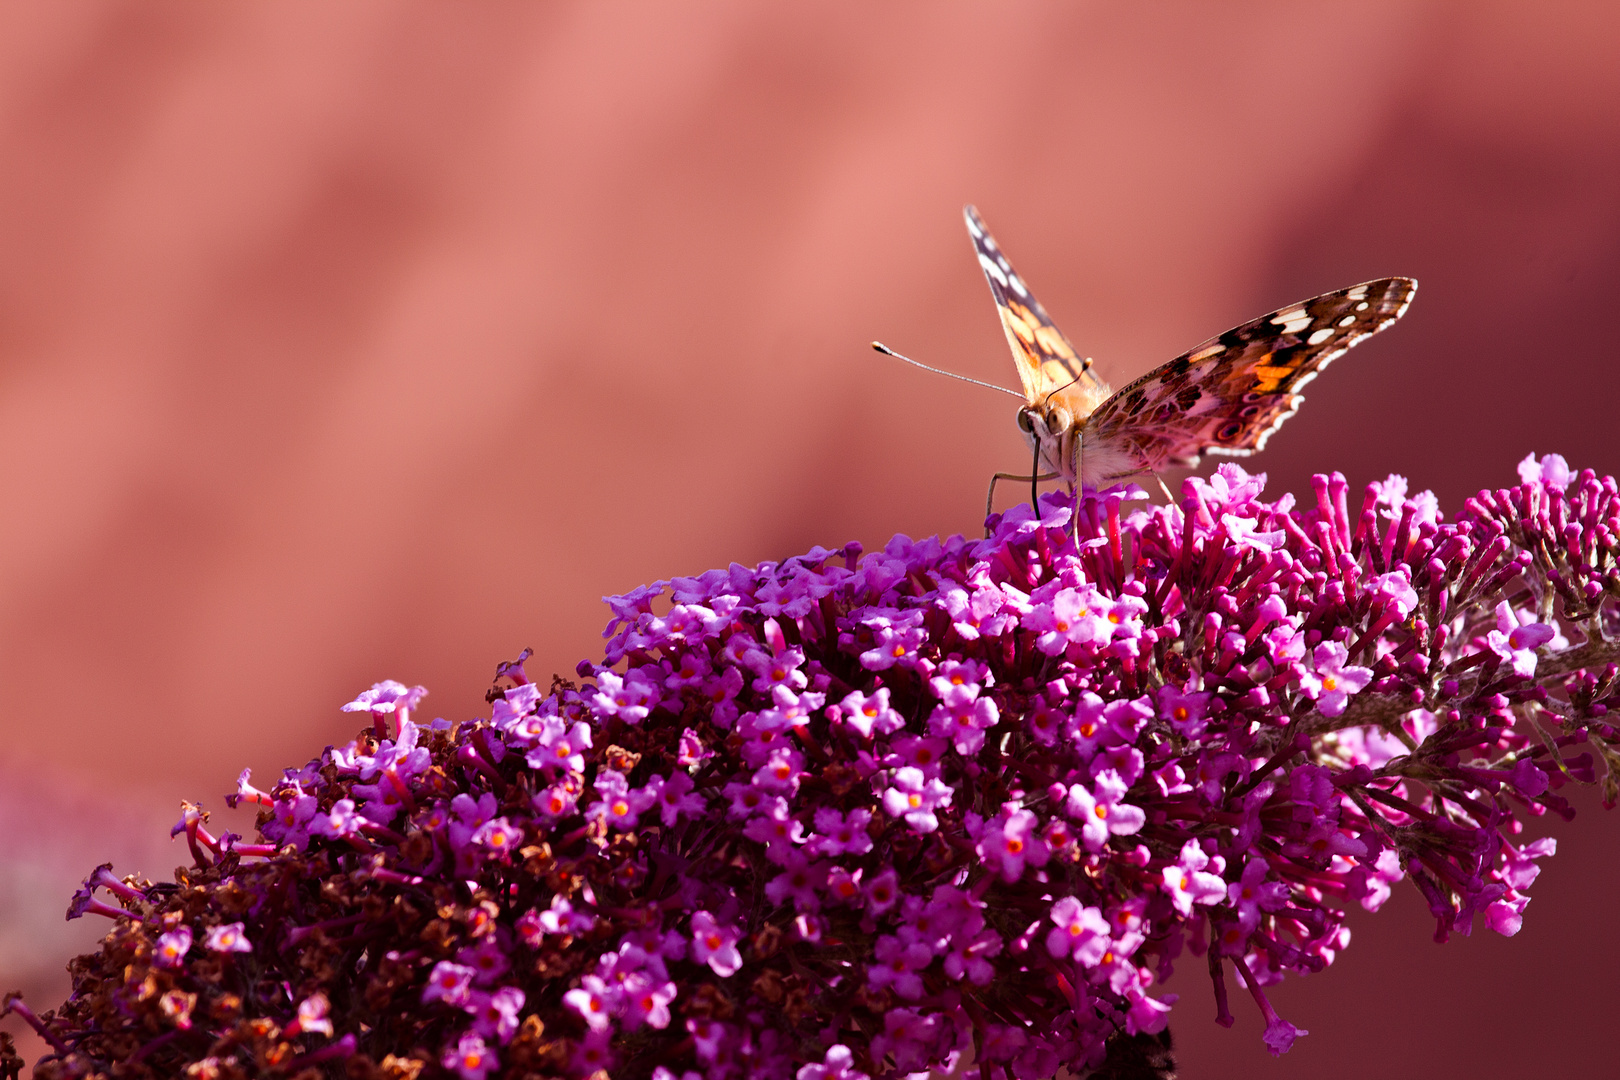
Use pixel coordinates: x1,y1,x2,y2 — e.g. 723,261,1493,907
985,471,1057,534
1152,472,1176,503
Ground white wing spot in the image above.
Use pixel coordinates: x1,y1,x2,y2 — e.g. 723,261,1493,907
1355,301,1369,311
978,253,1009,287
1337,315,1356,327
1270,306,1307,327
1306,327,1335,345
1008,273,1028,298
1345,285,1368,301
1188,344,1225,362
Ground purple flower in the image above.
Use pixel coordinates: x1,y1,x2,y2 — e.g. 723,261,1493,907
563,975,613,1032
586,769,656,830
1060,769,1146,851
1297,642,1373,717
287,993,333,1038
153,926,192,970
42,454,1620,1080
1045,897,1110,965
522,715,593,774
591,667,662,723
308,798,365,841
881,767,953,833
976,804,1048,882
204,922,252,954
927,689,1000,756
807,806,874,856
619,972,677,1031
441,1031,497,1080
260,782,318,850
423,961,477,1007
866,933,933,999
468,816,521,861
1162,840,1227,917
1518,451,1571,490
764,851,829,912
341,680,427,717
1227,858,1289,935
797,1045,869,1080
689,911,743,977
1157,684,1212,738
456,939,512,985
1024,586,1111,654
648,770,708,826
1485,601,1556,676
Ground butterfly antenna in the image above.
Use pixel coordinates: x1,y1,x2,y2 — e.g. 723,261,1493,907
871,342,1025,399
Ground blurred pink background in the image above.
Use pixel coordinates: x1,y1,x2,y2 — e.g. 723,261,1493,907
3,2,1619,1075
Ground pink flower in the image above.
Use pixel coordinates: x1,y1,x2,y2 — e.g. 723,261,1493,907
976,805,1049,882
1162,840,1227,917
881,767,953,834
562,974,613,1032
1060,769,1145,851
1486,601,1556,676
1297,642,1373,717
203,922,251,954
689,911,743,977
1046,897,1111,965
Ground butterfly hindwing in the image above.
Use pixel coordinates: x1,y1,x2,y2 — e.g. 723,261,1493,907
1078,277,1417,482
964,205,1111,418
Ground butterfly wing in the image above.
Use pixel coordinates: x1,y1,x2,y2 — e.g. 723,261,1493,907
964,205,1112,418
1078,278,1417,483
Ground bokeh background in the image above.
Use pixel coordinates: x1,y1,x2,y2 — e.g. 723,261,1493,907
3,2,1619,1076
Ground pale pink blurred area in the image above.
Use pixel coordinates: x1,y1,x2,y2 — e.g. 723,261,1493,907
2,1,1619,1075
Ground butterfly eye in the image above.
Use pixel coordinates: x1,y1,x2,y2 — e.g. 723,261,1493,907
1016,408,1036,434
1046,405,1073,432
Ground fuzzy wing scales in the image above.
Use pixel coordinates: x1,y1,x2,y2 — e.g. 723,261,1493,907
1079,277,1417,482
964,205,1112,417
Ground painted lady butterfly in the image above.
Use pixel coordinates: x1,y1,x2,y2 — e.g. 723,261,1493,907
963,205,1416,495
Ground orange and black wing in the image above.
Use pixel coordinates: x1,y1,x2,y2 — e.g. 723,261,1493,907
1080,277,1417,478
964,205,1111,418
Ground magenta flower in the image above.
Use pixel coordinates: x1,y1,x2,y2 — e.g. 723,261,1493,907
1297,641,1373,717
1228,858,1290,935
29,455,1620,1080
286,992,334,1038
796,1045,868,1080
880,766,953,833
341,679,427,718
1161,840,1227,917
202,922,251,954
866,933,933,999
441,1031,497,1080
1060,769,1146,851
422,961,477,1007
1485,600,1556,676
1157,683,1213,738
1046,896,1111,965
562,975,613,1032
688,911,742,977
153,926,192,970
807,806,875,856
976,804,1049,882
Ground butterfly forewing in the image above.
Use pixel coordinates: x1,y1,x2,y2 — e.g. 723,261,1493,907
963,205,1112,419
1077,277,1417,482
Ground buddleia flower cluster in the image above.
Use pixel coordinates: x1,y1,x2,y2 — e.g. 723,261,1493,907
10,452,1620,1080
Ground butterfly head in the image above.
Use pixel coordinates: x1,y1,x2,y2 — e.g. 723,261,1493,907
1015,398,1081,484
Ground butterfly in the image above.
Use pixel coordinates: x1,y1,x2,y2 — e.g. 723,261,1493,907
963,204,1416,496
